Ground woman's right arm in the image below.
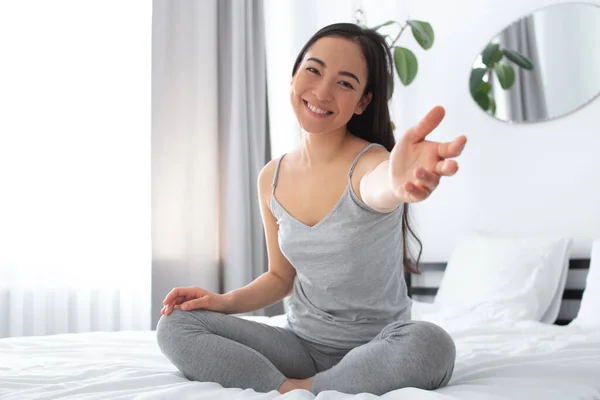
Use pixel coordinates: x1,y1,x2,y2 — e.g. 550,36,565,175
222,160,296,315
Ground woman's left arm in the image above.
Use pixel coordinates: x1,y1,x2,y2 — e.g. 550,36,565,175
360,106,467,213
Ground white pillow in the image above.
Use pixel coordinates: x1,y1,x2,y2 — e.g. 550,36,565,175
572,239,600,326
434,234,571,322
540,251,570,324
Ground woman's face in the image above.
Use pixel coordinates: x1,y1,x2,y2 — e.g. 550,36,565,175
290,36,372,135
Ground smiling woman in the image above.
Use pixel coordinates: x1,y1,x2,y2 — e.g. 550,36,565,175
157,22,466,396
290,37,371,135
290,26,393,153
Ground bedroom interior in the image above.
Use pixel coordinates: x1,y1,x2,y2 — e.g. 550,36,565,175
1,0,600,399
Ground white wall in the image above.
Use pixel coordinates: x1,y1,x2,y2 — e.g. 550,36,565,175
265,0,600,261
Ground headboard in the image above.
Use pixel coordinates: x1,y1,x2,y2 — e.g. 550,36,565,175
405,259,590,326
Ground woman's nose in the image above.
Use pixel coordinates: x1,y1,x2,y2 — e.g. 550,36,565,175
313,80,334,102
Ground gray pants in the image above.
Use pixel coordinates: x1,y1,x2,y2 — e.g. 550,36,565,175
156,309,456,395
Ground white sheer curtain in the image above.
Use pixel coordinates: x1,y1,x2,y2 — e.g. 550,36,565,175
0,0,152,338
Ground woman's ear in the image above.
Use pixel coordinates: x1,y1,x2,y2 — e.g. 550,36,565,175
354,92,373,115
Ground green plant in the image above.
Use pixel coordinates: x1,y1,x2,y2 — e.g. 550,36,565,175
355,15,435,131
470,43,534,115
360,19,435,88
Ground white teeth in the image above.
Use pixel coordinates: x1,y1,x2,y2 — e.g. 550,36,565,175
306,101,329,115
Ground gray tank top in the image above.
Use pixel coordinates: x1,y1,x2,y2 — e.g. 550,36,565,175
270,143,412,349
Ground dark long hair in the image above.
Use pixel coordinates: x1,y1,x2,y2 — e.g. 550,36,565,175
291,23,422,275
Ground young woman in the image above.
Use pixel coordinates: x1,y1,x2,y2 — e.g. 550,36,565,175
156,23,467,396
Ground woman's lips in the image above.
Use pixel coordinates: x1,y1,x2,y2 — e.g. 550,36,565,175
303,100,333,118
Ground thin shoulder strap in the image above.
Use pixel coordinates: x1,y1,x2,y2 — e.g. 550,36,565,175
271,153,287,198
347,143,385,178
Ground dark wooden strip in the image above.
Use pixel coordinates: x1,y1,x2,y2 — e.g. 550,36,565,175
555,319,571,326
569,259,590,270
416,259,589,272
417,262,447,271
411,287,438,296
562,289,584,300
410,287,584,300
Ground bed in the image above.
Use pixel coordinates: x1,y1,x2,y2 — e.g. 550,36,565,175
2,245,600,399
1,307,599,399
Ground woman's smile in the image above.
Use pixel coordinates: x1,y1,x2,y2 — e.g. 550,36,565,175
303,99,334,118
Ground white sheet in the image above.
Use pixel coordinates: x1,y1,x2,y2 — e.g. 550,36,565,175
1,311,600,400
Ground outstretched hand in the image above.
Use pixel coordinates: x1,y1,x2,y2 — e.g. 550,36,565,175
389,106,467,203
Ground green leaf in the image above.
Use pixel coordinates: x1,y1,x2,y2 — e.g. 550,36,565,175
489,96,496,115
492,49,504,65
371,20,396,31
482,43,500,67
475,81,492,95
495,63,515,89
503,49,534,70
470,68,487,96
473,91,490,111
407,20,434,50
394,46,418,86
390,121,396,131
360,24,369,29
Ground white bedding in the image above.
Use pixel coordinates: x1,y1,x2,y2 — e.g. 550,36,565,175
1,309,600,400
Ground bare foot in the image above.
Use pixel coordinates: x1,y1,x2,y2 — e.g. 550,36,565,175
278,379,300,394
288,377,313,391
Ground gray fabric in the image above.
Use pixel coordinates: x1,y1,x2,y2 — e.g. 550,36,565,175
270,143,412,348
151,0,277,328
218,0,276,317
156,308,456,395
151,0,221,330
498,16,548,122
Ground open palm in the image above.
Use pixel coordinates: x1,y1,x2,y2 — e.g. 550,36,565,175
389,106,467,203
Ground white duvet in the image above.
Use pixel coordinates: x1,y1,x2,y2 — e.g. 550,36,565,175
1,303,600,400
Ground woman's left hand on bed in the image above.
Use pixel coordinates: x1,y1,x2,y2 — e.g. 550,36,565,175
389,105,467,203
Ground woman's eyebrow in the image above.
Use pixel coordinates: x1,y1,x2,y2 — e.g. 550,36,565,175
306,57,361,85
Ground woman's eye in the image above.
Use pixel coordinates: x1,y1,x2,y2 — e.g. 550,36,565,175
339,81,354,89
307,67,320,75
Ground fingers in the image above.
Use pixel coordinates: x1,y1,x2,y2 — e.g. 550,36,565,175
162,295,185,315
162,288,185,305
161,293,210,316
163,286,202,305
437,135,467,159
413,167,440,192
435,159,459,176
179,297,207,311
405,181,431,201
405,105,446,143
162,287,203,316
404,163,455,203
161,297,181,315
161,296,190,316
405,168,438,202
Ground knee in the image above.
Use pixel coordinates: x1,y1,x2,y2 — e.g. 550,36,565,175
155,308,214,356
156,309,186,355
414,321,456,357
411,321,456,388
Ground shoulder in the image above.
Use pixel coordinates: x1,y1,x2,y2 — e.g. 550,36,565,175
257,158,280,197
352,142,390,178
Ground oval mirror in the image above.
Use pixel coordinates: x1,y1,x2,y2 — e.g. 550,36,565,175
469,2,600,123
